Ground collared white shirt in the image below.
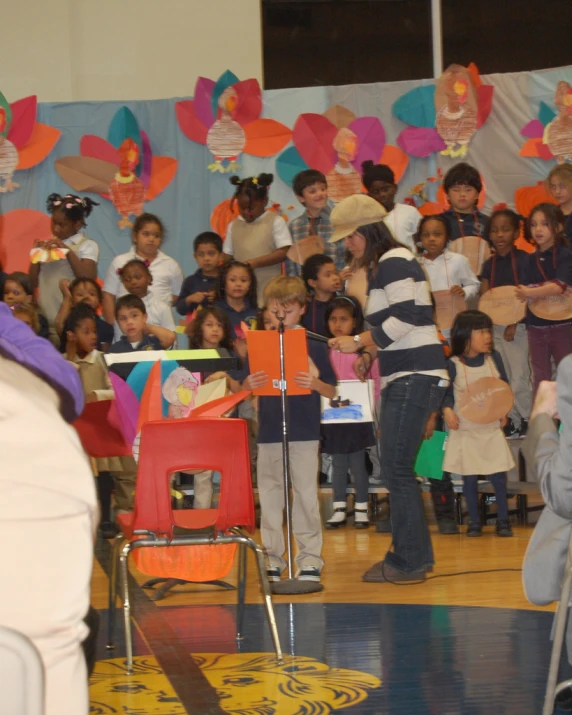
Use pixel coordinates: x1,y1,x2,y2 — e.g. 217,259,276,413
112,291,177,341
224,212,292,255
103,247,184,305
418,250,480,299
382,203,422,252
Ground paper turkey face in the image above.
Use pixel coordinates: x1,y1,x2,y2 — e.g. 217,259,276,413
219,87,239,116
555,82,572,116
0,108,6,135
161,367,199,408
118,138,140,175
333,127,358,163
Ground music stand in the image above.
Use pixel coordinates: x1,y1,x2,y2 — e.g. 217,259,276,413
271,318,323,595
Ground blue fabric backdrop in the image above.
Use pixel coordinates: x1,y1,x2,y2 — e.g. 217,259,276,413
0,66,570,282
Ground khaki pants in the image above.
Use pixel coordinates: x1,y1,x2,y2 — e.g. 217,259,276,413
257,441,323,572
112,456,138,513
194,470,213,509
493,324,532,427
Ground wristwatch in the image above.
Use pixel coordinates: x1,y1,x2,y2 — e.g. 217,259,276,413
353,334,362,349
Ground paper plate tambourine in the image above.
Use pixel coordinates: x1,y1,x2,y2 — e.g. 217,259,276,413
286,235,325,265
449,235,491,276
478,286,525,326
433,290,467,331
529,293,572,321
29,245,69,264
457,376,514,424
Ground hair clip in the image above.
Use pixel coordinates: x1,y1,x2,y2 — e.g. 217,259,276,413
65,203,73,209
53,200,62,206
143,260,150,267
251,177,258,185
493,202,508,211
116,268,123,275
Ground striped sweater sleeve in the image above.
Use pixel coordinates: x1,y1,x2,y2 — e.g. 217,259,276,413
367,250,432,349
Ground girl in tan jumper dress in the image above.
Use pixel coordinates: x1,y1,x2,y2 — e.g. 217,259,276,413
442,310,514,538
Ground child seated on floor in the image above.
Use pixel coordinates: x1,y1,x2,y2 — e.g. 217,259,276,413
242,276,337,584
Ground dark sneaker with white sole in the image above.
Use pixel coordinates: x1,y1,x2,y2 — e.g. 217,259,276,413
296,567,321,583
266,567,282,583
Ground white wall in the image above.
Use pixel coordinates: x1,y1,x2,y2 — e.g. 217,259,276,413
3,0,263,102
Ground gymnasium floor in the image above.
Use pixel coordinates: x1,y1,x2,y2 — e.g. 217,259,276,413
89,496,559,715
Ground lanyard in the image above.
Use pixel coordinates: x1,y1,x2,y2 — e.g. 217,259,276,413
460,354,494,392
535,246,557,282
490,249,519,288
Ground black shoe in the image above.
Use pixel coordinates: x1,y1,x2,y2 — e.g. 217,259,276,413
503,419,520,439
496,519,513,537
519,419,528,437
99,521,120,539
466,521,482,537
555,686,572,711
437,518,459,535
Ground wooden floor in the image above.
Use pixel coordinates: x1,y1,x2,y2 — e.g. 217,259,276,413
88,494,562,715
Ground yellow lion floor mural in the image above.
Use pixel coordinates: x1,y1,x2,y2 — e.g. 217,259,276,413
89,652,381,714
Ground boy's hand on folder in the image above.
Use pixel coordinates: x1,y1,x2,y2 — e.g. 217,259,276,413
243,371,268,391
294,371,317,390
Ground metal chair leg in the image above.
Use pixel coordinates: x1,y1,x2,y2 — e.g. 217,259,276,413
543,531,572,715
107,534,124,649
236,542,247,642
119,541,134,675
243,537,283,662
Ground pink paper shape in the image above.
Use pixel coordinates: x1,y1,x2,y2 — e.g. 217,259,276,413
476,85,494,128
348,116,386,170
80,135,120,165
193,77,216,129
176,100,209,144
397,126,446,157
233,79,263,126
293,114,338,173
6,95,37,149
521,119,545,139
140,130,152,187
108,372,139,446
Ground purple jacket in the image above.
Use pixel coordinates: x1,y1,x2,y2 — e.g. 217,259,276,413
0,303,84,423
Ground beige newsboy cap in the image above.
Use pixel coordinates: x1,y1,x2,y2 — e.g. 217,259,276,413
329,194,387,243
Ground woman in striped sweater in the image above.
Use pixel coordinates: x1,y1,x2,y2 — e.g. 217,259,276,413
328,195,448,583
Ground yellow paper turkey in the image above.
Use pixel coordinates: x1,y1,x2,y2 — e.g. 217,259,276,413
29,244,69,264
435,64,478,158
544,81,572,163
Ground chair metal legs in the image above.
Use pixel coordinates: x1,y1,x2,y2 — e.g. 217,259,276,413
543,530,572,715
119,541,134,675
107,533,124,650
236,542,247,642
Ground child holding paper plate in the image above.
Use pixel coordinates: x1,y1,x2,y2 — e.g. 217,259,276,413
442,310,514,537
323,296,377,530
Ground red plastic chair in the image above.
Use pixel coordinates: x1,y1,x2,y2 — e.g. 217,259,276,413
107,417,282,671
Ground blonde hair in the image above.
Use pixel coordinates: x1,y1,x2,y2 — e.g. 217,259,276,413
547,164,572,189
263,276,307,307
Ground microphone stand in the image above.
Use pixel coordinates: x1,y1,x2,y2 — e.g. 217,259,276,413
271,317,323,595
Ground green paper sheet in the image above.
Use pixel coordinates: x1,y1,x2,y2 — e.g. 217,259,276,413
414,431,446,480
168,349,219,360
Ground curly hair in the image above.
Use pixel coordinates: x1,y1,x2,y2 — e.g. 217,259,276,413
46,193,99,225
215,260,258,307
186,306,235,351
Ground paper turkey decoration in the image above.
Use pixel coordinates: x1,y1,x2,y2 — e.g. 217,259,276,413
0,93,61,193
176,70,292,173
520,81,572,164
276,105,408,203
393,63,493,158
54,107,177,230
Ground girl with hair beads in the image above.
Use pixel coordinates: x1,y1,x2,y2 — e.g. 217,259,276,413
102,213,183,323
3,271,50,339
115,258,176,345
324,296,378,530
417,214,480,338
222,173,292,304
56,277,114,353
480,207,532,437
516,202,572,397
65,303,124,539
442,310,514,537
362,160,421,252
29,193,100,329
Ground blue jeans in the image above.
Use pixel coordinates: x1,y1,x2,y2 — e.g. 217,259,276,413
380,374,446,573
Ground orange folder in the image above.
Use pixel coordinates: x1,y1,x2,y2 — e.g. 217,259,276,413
245,329,310,396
